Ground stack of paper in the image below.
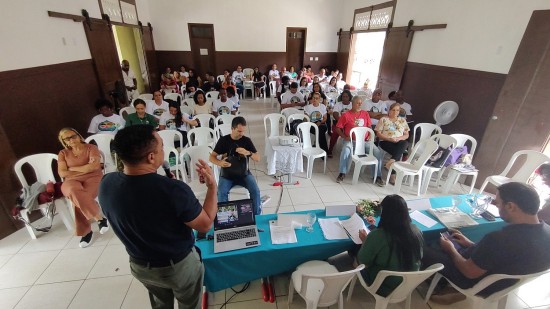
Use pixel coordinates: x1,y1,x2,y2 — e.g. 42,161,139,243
269,221,297,244
428,207,479,228
318,213,367,244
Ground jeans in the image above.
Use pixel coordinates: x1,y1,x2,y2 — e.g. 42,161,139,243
339,140,383,177
218,172,262,215
235,82,244,96
130,248,204,309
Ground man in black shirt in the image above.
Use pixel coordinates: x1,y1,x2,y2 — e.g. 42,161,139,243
99,125,217,309
423,182,550,303
210,116,262,215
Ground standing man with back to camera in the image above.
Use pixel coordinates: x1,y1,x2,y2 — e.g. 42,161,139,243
99,125,217,309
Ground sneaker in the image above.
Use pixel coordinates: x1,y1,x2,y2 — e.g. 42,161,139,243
98,218,109,234
375,177,385,187
79,231,93,248
430,288,466,305
336,173,345,183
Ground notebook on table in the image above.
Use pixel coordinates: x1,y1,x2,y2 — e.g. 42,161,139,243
213,199,261,253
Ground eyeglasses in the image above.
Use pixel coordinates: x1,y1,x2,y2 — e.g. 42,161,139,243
62,134,79,142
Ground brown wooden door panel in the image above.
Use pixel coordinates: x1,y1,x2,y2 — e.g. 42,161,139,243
188,24,216,75
286,28,306,70
336,31,352,81
84,20,124,108
142,25,159,93
378,30,413,98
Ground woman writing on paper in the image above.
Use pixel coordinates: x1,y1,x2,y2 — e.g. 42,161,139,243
356,194,424,297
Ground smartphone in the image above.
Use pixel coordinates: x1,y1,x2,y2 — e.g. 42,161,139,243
440,231,461,250
196,231,207,240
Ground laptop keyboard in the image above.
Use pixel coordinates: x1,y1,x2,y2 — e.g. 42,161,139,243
217,228,257,242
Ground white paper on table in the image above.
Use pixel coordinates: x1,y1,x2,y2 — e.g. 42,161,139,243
318,218,348,240
410,210,438,228
269,221,297,244
407,198,432,211
277,214,308,229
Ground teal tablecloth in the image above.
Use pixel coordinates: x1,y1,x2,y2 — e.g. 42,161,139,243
197,195,505,292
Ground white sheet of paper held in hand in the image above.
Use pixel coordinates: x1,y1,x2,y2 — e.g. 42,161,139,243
269,221,297,244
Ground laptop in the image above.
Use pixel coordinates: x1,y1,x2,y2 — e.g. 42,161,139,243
213,199,261,253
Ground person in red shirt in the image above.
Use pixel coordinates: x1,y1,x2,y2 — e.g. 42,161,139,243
334,96,384,185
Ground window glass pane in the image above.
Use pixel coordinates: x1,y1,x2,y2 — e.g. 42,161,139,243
355,11,371,31
370,7,392,29
191,27,212,38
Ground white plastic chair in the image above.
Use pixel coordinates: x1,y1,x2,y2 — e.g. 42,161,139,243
243,68,254,77
157,130,184,150
440,134,478,194
180,105,194,117
479,150,550,194
263,113,286,138
119,106,136,120
156,147,181,180
243,80,254,99
386,139,439,196
269,80,277,106
281,107,302,120
206,91,219,101
216,75,225,83
411,123,442,154
297,122,326,179
357,90,368,96
419,134,458,194
85,134,116,173
14,154,74,239
326,92,339,107
288,260,365,309
183,98,196,108
215,114,235,126
287,114,310,134
349,127,379,185
192,114,215,128
188,127,216,147
425,268,550,309
348,263,444,309
137,93,153,100
215,123,231,141
164,92,182,103
179,145,216,196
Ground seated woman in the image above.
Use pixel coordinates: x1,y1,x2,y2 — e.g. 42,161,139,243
193,90,211,115
160,67,178,93
87,99,125,136
356,194,424,297
57,128,109,248
328,90,353,157
125,99,157,127
375,102,410,183
298,77,309,96
277,76,291,103
252,67,266,98
159,101,198,148
288,66,298,81
303,92,329,153
307,82,328,106
324,76,338,94
185,69,202,95
221,75,237,94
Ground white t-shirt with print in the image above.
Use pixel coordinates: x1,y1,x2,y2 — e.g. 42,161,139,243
228,95,240,109
362,99,388,126
333,102,352,116
159,112,191,131
281,91,305,105
213,99,236,115
146,100,169,119
304,104,327,123
232,71,245,84
88,114,125,135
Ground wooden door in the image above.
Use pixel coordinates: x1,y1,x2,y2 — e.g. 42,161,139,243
84,20,125,108
474,10,550,187
286,28,306,70
377,29,414,98
141,24,159,93
188,24,216,75
336,30,353,82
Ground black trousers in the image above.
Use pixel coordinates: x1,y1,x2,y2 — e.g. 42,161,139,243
312,124,328,153
379,140,408,161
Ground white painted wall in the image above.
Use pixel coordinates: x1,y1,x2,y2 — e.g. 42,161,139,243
147,0,341,52
339,0,550,74
0,0,153,72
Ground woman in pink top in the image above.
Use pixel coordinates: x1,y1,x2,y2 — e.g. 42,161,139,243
58,128,109,248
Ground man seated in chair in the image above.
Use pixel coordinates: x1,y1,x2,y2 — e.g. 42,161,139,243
334,96,384,186
210,116,262,215
280,82,306,110
423,182,550,304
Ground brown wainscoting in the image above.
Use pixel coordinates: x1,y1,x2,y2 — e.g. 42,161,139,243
400,62,506,153
156,51,193,77
0,59,101,239
155,50,339,77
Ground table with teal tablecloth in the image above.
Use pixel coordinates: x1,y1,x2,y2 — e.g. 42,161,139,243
196,195,505,292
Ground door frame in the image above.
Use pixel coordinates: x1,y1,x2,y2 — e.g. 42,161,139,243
285,27,307,69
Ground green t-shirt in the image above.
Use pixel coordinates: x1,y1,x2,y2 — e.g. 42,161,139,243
357,225,423,297
126,112,158,127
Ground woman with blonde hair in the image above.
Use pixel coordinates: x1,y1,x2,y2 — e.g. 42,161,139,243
57,128,109,248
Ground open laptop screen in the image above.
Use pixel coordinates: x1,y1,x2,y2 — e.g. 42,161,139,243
214,199,255,230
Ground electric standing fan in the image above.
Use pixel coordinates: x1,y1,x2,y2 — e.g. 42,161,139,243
433,101,459,126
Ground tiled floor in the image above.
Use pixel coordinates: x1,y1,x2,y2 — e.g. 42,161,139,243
1,99,549,308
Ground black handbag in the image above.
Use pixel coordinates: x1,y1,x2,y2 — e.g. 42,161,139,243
220,152,249,179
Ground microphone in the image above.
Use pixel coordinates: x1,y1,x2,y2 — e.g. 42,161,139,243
162,161,172,178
